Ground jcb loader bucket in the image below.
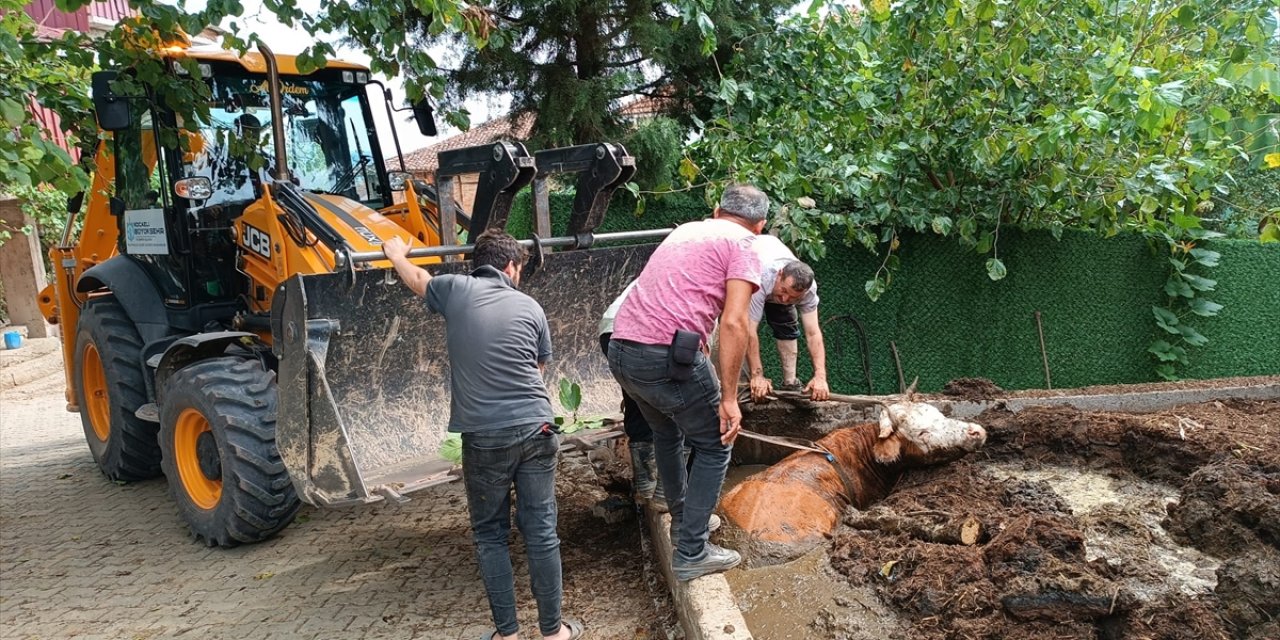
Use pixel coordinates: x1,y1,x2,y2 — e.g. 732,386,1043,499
274,242,658,507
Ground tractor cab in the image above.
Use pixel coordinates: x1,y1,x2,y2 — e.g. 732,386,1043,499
84,50,434,335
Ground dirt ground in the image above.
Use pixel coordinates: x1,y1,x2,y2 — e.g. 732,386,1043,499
822,383,1280,639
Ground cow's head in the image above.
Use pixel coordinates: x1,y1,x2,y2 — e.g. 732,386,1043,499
874,398,987,465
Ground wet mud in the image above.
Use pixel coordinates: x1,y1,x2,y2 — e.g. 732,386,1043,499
729,396,1280,639
556,443,682,639
941,377,1006,401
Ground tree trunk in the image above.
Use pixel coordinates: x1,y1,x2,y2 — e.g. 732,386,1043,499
843,510,984,545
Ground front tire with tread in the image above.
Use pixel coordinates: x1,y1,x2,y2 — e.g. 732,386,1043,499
159,357,301,547
73,297,161,481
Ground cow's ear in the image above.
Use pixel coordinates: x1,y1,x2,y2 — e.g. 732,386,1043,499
873,434,903,463
877,409,896,439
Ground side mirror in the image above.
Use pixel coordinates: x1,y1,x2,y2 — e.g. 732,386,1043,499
174,177,213,201
412,99,438,137
387,171,412,192
91,71,133,132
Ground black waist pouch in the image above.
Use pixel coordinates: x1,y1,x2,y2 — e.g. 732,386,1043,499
667,329,701,381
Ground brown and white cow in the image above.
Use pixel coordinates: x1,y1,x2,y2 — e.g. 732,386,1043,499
721,400,987,552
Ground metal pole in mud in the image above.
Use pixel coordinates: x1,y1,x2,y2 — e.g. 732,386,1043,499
890,341,906,393
1034,310,1052,390
338,228,674,266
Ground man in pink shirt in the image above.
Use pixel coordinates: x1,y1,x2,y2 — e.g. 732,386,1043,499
606,183,767,582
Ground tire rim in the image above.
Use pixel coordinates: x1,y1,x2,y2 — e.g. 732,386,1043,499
81,343,111,442
175,408,222,510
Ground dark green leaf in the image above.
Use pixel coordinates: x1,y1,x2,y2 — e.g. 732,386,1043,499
865,277,886,302
1189,248,1220,267
1164,276,1194,298
1178,324,1209,347
1182,274,1217,291
1188,298,1223,317
1148,340,1181,361
1152,305,1179,327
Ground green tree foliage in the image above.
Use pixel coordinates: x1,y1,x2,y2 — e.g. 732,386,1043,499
621,116,686,190
342,1,789,148
0,2,94,195
693,0,1278,378
10,0,721,193
7,0,492,181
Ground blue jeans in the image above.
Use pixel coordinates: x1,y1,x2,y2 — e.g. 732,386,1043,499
607,339,730,561
462,424,563,637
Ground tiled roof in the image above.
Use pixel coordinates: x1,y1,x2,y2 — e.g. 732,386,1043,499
617,94,673,118
393,111,537,174
33,24,69,41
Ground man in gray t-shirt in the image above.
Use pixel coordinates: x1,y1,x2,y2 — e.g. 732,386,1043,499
425,263,555,433
383,230,583,640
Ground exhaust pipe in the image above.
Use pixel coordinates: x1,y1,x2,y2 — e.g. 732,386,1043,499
257,43,290,183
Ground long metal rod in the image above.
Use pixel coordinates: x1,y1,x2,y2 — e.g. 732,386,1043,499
342,228,673,265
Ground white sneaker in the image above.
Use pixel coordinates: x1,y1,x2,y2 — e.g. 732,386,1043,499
668,514,722,543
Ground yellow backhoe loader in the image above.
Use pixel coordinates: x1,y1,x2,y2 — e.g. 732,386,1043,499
38,42,667,546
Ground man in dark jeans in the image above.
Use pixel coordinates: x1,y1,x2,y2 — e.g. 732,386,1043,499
607,183,767,582
383,231,583,640
598,284,722,532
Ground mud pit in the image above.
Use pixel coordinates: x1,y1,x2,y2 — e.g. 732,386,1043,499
725,393,1280,639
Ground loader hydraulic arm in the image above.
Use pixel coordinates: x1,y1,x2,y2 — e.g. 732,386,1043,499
532,143,636,239
435,141,536,241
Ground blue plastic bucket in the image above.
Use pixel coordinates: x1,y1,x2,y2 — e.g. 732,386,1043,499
3,330,21,350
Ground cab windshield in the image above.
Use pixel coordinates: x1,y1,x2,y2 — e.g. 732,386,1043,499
184,71,387,210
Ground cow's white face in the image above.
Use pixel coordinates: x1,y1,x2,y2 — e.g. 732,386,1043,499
874,400,987,464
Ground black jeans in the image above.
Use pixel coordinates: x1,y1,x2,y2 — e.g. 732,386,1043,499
600,333,652,443
607,339,730,561
461,424,563,636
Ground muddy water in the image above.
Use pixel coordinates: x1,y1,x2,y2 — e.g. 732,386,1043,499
721,465,905,638
724,545,904,639
982,461,1220,599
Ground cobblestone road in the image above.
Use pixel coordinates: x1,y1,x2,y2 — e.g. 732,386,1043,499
1,339,672,640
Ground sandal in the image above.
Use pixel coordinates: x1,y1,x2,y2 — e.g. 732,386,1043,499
482,619,584,640
560,618,586,640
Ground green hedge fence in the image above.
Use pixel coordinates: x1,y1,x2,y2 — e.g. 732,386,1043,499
508,191,1280,393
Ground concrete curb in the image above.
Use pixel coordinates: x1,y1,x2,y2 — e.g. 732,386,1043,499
642,508,752,640
935,382,1280,419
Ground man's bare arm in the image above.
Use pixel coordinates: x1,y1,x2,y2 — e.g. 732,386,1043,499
717,279,755,444
383,237,432,298
799,309,829,400
745,319,773,401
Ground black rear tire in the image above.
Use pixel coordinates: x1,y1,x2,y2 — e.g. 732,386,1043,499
159,357,301,547
73,297,161,481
